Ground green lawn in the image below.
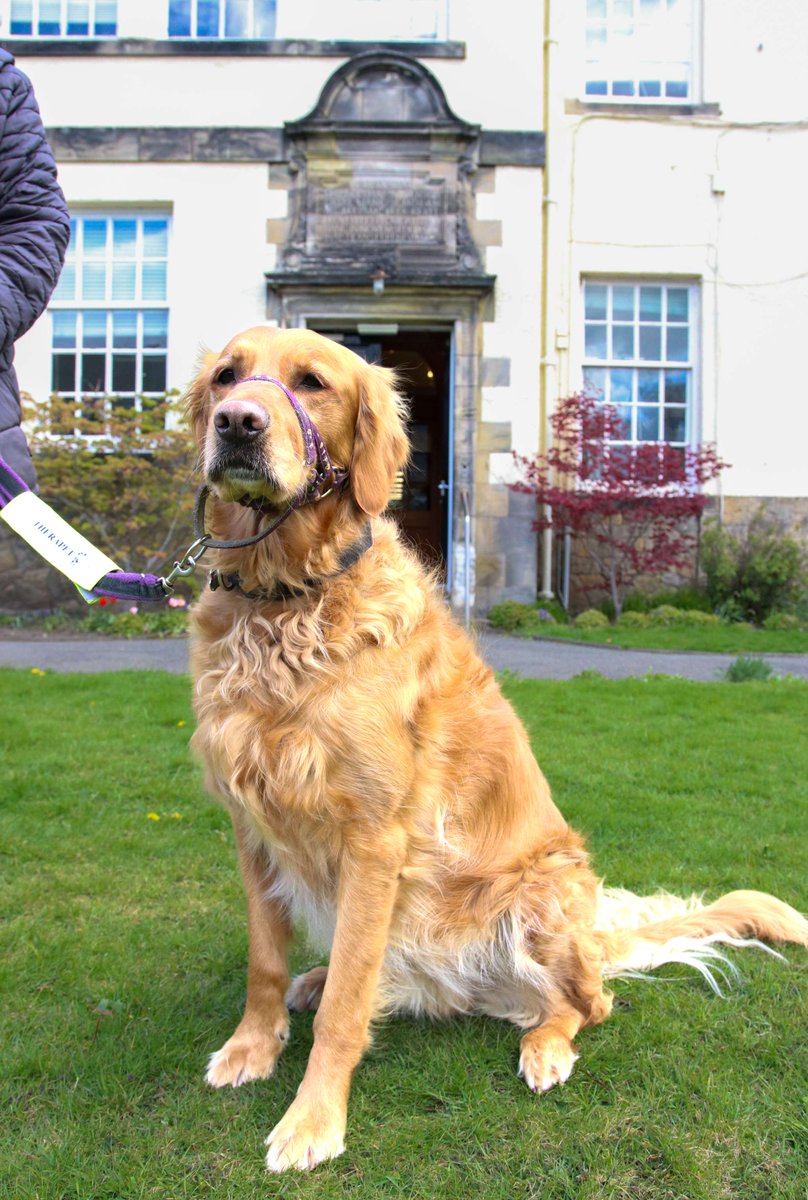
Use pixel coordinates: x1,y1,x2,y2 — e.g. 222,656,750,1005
511,621,808,654
1,669,806,1200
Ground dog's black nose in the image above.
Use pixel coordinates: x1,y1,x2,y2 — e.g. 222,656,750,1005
213,400,269,443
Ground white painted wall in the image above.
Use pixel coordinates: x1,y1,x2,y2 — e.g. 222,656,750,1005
548,0,808,500
14,161,282,399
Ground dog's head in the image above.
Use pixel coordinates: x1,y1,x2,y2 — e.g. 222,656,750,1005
184,326,409,518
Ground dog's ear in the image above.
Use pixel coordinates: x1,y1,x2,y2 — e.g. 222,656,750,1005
350,364,410,517
182,351,218,448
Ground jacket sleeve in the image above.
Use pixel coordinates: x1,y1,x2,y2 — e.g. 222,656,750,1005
0,61,71,361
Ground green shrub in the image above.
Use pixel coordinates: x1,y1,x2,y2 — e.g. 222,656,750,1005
724,655,775,683
702,512,807,624
762,611,801,631
648,604,685,625
676,609,721,626
574,608,610,629
617,610,651,628
487,600,539,631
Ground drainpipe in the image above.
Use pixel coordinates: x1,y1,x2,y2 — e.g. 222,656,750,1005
539,0,556,599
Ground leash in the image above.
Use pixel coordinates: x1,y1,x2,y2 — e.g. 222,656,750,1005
0,375,355,604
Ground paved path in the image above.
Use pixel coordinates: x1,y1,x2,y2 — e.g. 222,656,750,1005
2,632,806,682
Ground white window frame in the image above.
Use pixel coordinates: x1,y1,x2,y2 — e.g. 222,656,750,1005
581,278,699,450
167,0,276,38
8,0,118,36
49,210,170,431
583,0,699,106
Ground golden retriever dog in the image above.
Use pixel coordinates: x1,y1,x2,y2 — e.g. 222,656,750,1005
184,325,807,1174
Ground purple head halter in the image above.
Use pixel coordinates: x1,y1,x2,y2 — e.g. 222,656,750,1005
235,375,348,511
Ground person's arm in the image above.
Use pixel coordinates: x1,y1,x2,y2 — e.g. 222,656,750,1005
0,60,70,358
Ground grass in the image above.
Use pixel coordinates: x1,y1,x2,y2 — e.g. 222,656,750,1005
508,621,808,654
1,669,806,1200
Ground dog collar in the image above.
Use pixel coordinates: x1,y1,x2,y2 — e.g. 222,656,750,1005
208,521,373,602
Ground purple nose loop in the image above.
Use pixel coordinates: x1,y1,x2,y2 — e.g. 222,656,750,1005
231,374,348,509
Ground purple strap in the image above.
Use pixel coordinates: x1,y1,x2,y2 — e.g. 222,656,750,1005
0,377,350,604
238,375,349,503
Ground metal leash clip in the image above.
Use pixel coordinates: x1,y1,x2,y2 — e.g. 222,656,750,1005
159,535,210,592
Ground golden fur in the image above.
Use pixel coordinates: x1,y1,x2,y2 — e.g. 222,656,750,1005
184,325,808,1173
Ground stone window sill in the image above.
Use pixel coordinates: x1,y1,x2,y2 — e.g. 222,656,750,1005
3,37,464,59
566,99,721,118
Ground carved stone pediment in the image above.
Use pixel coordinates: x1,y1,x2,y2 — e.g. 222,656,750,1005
270,52,494,290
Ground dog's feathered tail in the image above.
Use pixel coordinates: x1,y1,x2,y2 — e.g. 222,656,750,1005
595,887,808,995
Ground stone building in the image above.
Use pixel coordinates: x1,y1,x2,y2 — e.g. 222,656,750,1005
4,0,808,612
5,1,544,613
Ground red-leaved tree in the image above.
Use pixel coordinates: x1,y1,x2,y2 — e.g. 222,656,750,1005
512,394,726,618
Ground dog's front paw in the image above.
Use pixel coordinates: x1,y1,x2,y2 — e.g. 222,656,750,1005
206,1017,289,1088
518,1032,579,1093
265,1096,346,1173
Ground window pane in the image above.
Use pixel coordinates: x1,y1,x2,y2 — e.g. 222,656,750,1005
585,79,609,96
67,0,89,36
142,356,168,393
639,286,662,320
664,406,686,442
667,287,689,321
143,220,168,257
38,0,61,34
169,0,191,35
583,366,605,399
143,310,169,348
225,0,249,37
666,325,689,361
53,263,76,301
197,0,220,36
639,324,661,360
112,310,137,348
52,310,77,348
52,354,76,393
94,0,117,35
638,368,660,403
113,219,137,257
609,368,633,406
112,354,137,394
664,369,687,406
82,311,107,348
585,323,608,358
81,354,107,392
112,262,136,301
612,325,634,359
254,0,276,37
587,0,607,16
637,406,659,440
82,219,107,257
82,263,106,300
612,286,635,321
585,284,608,320
11,1,34,35
614,405,633,440
142,262,167,300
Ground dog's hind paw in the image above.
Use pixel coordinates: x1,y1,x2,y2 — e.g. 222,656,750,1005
206,1019,289,1088
286,965,328,1012
518,1032,579,1094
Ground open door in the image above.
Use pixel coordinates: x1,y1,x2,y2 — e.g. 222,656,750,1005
318,328,452,573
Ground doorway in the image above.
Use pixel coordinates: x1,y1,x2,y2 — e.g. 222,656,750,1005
315,327,452,572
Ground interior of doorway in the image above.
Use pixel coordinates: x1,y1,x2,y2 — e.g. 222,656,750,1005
312,326,452,573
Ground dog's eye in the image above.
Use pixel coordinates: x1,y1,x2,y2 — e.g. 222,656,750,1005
215,367,236,386
298,373,325,391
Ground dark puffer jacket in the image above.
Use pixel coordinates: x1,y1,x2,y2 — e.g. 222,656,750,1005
0,49,70,489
